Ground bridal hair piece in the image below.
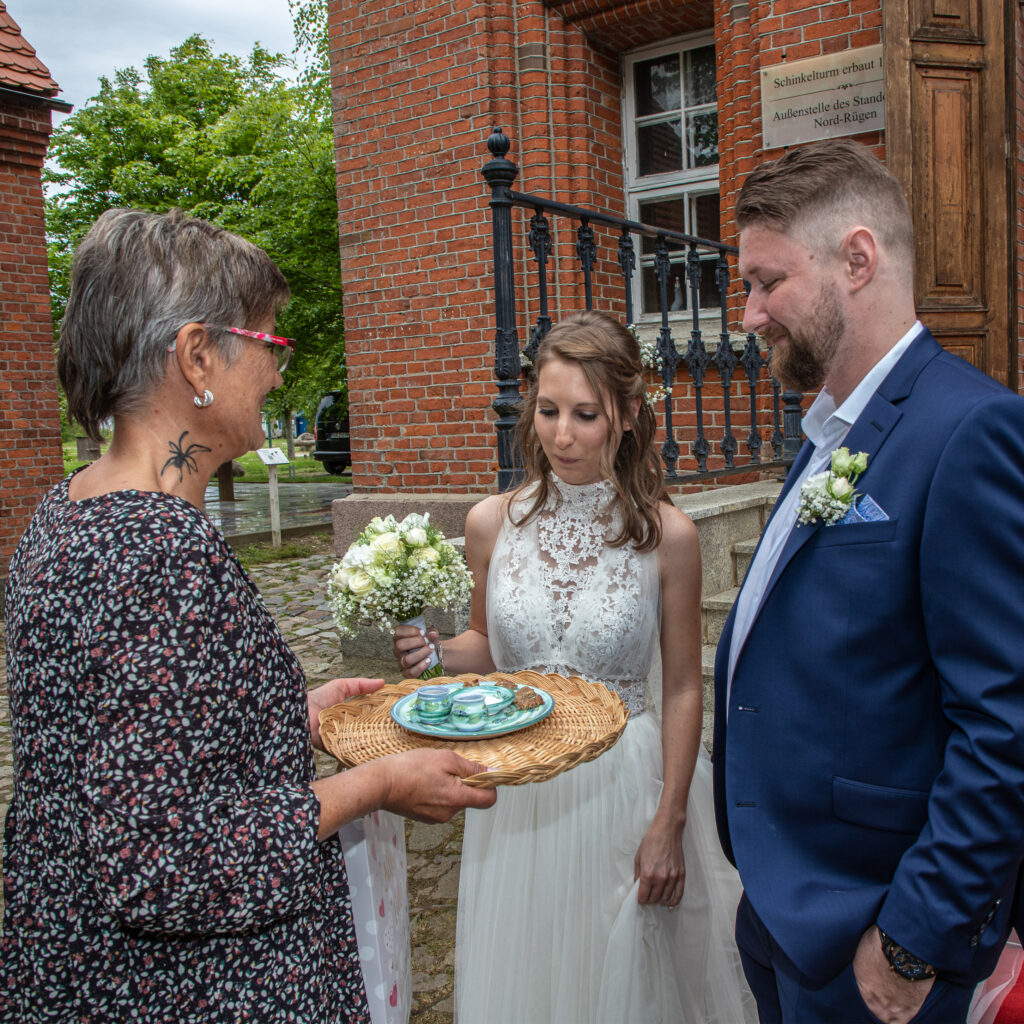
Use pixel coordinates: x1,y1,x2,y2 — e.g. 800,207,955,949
193,389,214,408
512,310,670,552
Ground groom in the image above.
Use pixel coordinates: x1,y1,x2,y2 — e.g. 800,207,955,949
713,138,1024,1023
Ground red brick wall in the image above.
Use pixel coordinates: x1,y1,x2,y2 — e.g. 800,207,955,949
716,1,884,254
329,0,630,492
0,100,63,585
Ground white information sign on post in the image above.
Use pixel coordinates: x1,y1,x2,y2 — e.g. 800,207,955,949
256,447,289,466
256,447,290,547
760,45,884,150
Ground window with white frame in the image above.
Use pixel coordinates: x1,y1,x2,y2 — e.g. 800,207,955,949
623,35,720,320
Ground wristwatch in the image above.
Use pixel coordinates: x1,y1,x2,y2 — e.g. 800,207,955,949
878,929,936,981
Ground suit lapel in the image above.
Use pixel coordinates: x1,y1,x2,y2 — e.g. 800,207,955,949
743,330,942,641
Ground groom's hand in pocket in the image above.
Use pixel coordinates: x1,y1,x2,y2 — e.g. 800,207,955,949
852,926,933,1024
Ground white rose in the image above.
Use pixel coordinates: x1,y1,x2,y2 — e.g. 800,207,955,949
363,516,390,537
347,569,375,597
399,512,428,531
370,532,402,557
830,477,854,500
343,545,375,568
409,545,440,566
405,526,429,547
332,566,353,589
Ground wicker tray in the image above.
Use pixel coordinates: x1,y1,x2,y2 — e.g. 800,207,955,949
318,671,629,788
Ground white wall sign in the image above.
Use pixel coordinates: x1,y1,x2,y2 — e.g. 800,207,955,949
760,45,884,149
257,447,289,465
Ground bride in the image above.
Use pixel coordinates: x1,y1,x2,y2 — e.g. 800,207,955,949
394,311,755,1023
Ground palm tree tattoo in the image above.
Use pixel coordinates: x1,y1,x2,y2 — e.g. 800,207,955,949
161,431,212,481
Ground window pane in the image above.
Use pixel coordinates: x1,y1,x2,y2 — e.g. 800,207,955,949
642,263,688,316
643,260,721,314
685,45,717,105
638,198,686,255
635,55,680,116
687,110,719,167
692,193,721,242
697,256,722,308
638,119,683,176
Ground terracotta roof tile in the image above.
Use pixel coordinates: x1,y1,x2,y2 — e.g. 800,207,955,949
0,1,61,97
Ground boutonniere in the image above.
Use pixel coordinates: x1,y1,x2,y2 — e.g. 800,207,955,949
797,447,869,526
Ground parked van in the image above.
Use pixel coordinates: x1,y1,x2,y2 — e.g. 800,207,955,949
312,390,350,475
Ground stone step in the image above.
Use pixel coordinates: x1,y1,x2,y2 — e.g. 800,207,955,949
733,537,759,586
702,586,740,647
701,643,717,751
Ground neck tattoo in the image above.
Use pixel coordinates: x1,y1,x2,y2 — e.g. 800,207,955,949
161,430,212,482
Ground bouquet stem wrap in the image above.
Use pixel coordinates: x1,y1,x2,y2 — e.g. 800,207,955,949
400,613,443,679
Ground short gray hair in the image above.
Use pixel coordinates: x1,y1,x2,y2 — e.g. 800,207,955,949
59,208,290,440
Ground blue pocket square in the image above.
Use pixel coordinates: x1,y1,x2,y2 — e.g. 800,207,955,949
839,494,889,525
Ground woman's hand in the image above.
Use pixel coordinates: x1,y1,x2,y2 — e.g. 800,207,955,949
314,747,496,838
308,677,384,751
393,623,439,678
379,749,497,821
634,817,686,908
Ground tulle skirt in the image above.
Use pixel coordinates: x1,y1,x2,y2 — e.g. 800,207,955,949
455,714,756,1024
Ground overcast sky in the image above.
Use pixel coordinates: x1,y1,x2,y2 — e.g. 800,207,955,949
11,0,298,119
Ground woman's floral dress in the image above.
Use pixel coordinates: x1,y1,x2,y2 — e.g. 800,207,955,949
0,476,370,1023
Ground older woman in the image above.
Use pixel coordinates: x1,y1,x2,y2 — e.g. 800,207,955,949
0,208,495,1022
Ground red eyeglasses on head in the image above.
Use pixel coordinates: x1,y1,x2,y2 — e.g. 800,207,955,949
202,324,296,372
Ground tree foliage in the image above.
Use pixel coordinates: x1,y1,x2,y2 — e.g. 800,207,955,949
45,26,344,420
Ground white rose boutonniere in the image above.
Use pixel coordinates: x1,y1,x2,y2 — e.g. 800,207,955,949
797,447,869,526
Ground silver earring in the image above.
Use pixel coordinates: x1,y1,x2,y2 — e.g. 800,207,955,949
193,389,214,408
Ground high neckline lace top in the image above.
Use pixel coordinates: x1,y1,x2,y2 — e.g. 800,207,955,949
486,475,660,714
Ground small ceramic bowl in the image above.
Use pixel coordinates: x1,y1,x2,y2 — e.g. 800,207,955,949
450,689,487,730
481,684,515,716
416,684,454,720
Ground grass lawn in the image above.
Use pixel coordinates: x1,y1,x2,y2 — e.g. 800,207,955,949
233,529,336,569
62,437,350,485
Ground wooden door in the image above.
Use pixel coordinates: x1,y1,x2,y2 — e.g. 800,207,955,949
884,0,1015,388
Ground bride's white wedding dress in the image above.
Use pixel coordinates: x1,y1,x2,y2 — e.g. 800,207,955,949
455,477,755,1024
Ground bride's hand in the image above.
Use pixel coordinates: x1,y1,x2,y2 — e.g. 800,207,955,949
634,819,686,908
393,623,439,678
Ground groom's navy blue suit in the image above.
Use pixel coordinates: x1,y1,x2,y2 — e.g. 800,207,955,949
714,329,1024,998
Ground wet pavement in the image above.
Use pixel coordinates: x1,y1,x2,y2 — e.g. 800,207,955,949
0,548,461,1024
204,480,350,539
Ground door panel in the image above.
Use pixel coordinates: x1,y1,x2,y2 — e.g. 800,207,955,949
885,0,1013,387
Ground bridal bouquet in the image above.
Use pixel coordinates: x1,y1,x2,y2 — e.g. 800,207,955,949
327,513,473,673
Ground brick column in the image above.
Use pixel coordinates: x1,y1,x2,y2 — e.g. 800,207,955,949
0,98,63,597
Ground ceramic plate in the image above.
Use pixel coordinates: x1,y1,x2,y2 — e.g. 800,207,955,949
391,683,555,740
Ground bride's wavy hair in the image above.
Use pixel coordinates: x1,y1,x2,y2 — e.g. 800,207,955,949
511,310,670,552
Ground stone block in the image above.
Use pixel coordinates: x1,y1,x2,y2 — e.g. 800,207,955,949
331,492,488,555
702,587,741,646
673,481,781,596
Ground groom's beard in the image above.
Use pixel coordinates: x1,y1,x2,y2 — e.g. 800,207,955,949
768,283,846,393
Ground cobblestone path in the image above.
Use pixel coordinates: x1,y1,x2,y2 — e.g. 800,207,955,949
0,551,461,1024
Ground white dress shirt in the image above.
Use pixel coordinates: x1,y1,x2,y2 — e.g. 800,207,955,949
725,321,924,709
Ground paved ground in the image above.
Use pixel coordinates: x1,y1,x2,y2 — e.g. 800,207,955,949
202,479,348,537
0,550,461,1024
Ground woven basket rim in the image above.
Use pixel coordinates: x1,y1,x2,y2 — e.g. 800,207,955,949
318,671,630,788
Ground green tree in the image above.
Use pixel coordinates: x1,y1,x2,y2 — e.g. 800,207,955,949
45,29,345,425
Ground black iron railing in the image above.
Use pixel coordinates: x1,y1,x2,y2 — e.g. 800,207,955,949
481,128,803,491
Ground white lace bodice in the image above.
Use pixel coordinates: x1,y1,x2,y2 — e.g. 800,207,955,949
486,477,661,714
